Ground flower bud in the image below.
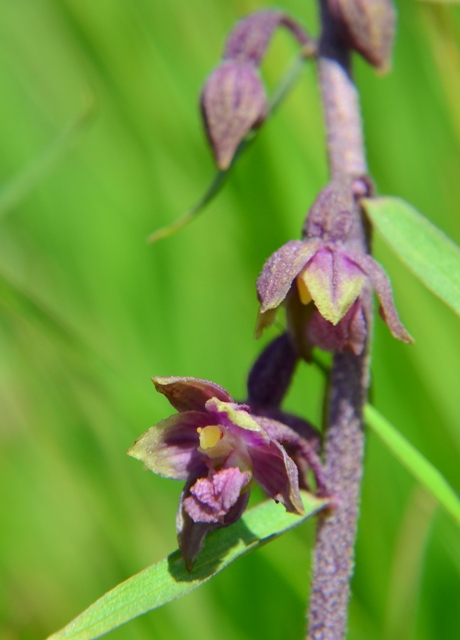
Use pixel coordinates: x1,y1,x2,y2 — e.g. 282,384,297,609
224,9,312,65
201,60,267,170
327,0,396,72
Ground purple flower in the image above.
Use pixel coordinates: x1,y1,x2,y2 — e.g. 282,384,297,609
256,181,413,355
127,377,309,569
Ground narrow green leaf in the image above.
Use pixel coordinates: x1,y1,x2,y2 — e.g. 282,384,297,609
364,405,460,527
47,492,327,640
362,196,460,317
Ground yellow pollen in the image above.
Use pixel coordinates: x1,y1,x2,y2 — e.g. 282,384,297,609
296,273,312,305
198,425,223,450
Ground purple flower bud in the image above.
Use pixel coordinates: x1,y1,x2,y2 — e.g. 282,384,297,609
127,377,317,568
224,9,313,65
327,0,396,72
200,10,313,169
201,60,267,170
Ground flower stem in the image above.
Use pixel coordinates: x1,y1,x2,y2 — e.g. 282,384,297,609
307,2,371,638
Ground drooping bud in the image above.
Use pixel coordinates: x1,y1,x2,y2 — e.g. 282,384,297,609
201,60,267,170
247,332,299,408
224,9,313,65
327,0,396,72
201,9,314,168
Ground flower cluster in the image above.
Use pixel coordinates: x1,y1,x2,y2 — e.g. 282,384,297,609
256,180,413,357
128,376,317,569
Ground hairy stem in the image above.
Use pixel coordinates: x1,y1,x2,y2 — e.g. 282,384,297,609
307,2,370,638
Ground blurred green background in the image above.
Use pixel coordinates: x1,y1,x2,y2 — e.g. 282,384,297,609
1,0,460,639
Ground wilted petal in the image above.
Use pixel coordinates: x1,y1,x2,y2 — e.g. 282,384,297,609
298,248,366,324
257,239,321,313
201,60,267,170
152,376,232,412
183,467,251,524
127,411,210,480
307,299,367,355
250,439,304,514
349,252,414,343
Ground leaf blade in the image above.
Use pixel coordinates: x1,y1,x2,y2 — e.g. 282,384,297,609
47,492,327,640
364,405,460,526
362,196,460,317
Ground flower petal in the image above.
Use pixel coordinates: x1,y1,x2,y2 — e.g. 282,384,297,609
307,299,367,355
152,377,233,412
250,439,304,514
299,248,366,324
253,416,326,494
251,408,320,450
177,484,250,571
205,398,270,446
348,252,414,343
183,467,251,524
257,240,321,313
126,411,210,480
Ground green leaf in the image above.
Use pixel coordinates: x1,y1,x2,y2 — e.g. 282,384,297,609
364,405,460,527
362,197,460,317
47,492,327,640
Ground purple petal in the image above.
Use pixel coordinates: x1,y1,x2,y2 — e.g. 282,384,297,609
201,60,267,170
176,482,217,571
250,439,304,514
205,397,269,447
127,411,210,480
177,484,250,571
257,239,321,313
307,299,367,355
347,253,414,343
253,415,326,494
152,377,233,412
251,407,320,450
183,467,250,524
299,248,366,324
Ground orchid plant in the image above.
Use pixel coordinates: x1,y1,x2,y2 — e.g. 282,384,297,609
46,2,460,640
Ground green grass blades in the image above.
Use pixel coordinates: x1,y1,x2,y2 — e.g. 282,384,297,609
362,196,460,317
47,492,328,640
364,405,460,527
